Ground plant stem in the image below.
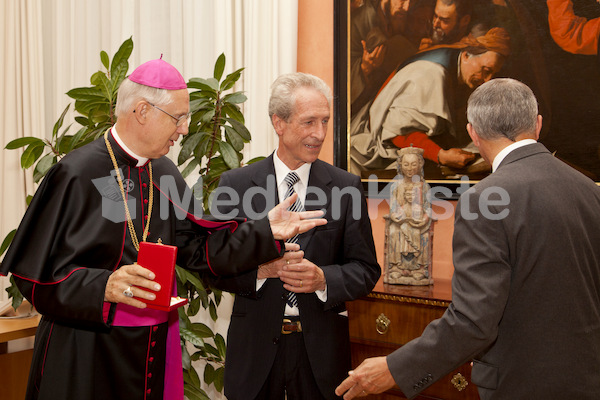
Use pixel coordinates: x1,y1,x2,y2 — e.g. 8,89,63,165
205,92,222,172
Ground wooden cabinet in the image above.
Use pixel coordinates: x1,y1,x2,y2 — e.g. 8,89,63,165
347,279,479,400
0,314,40,400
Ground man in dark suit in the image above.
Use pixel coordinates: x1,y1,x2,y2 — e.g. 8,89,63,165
336,78,600,400
211,72,381,400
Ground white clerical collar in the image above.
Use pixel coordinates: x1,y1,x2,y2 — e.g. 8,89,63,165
492,139,537,172
111,126,149,167
273,150,312,190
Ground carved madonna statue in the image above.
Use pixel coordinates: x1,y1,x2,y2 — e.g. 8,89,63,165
384,147,434,285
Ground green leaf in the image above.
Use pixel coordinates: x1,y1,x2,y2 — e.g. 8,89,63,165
219,140,239,169
183,386,211,400
223,91,247,104
204,363,216,384
215,333,227,359
189,90,218,102
247,156,266,165
90,71,105,86
57,133,75,155
74,98,109,116
0,229,16,256
5,137,45,150
213,53,226,81
204,157,228,181
220,67,244,91
33,153,56,183
66,87,104,100
68,126,89,153
181,158,200,179
212,287,222,305
21,143,45,169
188,295,201,316
110,61,129,93
214,367,225,392
188,98,209,114
203,343,220,358
180,269,206,292
74,116,89,127
178,132,206,165
191,322,215,339
209,301,218,322
52,104,71,140
181,344,191,369
110,37,133,78
7,276,24,310
222,103,245,124
188,77,219,92
97,72,112,100
199,108,216,125
25,195,33,206
185,364,202,389
225,117,251,141
100,51,109,70
178,305,192,328
190,350,203,361
224,125,245,151
180,327,206,347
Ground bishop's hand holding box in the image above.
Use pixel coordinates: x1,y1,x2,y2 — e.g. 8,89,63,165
135,241,188,311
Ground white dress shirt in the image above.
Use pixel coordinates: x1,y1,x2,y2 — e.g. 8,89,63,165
492,139,537,172
256,151,327,316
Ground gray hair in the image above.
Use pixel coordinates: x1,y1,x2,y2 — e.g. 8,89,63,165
268,72,332,123
467,78,538,141
115,78,174,119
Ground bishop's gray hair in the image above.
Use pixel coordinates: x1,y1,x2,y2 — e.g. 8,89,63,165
268,72,332,123
467,78,538,141
115,78,174,119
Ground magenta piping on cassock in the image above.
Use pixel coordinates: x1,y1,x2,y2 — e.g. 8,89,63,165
111,280,183,400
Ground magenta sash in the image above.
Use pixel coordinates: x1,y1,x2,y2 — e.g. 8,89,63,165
111,287,184,400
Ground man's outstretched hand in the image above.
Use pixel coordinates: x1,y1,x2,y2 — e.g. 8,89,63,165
335,357,396,399
267,193,327,240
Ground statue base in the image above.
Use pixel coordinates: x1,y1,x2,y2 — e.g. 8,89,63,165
384,275,434,286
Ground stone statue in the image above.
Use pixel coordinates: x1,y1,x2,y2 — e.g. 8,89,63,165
384,147,434,285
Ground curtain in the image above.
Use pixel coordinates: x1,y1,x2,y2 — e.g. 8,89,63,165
0,0,45,301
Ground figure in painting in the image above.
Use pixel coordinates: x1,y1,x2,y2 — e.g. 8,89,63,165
350,26,510,179
350,0,419,114
384,147,434,285
419,0,474,51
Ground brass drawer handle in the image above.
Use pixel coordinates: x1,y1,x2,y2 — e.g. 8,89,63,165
451,373,468,391
375,313,391,334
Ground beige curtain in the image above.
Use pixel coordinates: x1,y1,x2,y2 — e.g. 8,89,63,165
0,0,45,301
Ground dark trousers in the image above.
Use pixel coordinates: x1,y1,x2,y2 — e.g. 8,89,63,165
254,324,327,400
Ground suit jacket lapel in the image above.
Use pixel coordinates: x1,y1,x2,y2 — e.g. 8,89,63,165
250,154,278,218
297,160,332,250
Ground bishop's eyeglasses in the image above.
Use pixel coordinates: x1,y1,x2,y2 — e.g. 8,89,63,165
148,102,191,127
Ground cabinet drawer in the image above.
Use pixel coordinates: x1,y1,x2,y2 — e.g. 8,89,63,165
351,342,478,400
347,296,448,346
347,296,479,399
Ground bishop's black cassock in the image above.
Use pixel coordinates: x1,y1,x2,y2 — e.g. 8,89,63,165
1,131,284,400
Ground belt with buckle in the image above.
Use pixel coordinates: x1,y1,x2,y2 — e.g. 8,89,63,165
281,318,302,334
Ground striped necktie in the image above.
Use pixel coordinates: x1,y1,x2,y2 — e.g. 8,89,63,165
283,172,302,307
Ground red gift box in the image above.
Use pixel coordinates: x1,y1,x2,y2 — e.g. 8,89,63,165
136,241,188,311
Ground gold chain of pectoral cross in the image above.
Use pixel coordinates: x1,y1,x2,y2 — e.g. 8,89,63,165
104,129,153,252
